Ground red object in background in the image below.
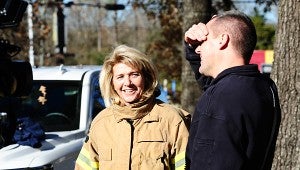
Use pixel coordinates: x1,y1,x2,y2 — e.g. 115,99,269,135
250,50,265,72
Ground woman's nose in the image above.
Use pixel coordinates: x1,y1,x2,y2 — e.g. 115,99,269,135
124,76,131,86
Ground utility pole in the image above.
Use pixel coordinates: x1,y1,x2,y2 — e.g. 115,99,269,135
56,0,65,54
97,10,102,51
55,1,125,54
27,2,34,66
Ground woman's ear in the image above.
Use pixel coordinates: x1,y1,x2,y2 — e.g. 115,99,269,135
218,34,229,50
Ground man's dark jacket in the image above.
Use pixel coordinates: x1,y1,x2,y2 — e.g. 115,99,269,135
185,44,281,170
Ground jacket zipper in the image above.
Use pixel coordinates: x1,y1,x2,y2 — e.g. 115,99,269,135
126,119,134,170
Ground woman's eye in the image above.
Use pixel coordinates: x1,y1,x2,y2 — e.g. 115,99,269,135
132,73,140,77
116,75,123,79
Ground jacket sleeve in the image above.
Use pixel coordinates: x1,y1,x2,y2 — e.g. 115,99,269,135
171,109,190,170
75,134,99,170
184,42,212,90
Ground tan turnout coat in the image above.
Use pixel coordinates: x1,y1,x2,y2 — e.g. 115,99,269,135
75,101,190,170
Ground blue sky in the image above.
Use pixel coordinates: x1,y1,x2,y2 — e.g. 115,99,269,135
236,2,278,23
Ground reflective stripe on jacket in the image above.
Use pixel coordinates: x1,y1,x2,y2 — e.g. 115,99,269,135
75,102,190,170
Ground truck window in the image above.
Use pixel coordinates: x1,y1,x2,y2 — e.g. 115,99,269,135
21,81,82,132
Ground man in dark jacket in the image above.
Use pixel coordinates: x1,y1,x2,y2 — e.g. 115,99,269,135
184,10,281,170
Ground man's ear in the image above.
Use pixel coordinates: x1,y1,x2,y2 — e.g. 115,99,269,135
218,34,229,50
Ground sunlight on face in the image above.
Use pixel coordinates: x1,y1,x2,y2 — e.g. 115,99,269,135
196,18,220,78
112,63,144,105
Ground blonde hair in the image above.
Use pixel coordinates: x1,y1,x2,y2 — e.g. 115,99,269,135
99,45,158,107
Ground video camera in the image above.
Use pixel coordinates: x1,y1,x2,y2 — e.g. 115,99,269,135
0,0,32,148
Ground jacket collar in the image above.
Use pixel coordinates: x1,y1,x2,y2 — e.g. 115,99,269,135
112,98,158,123
210,64,260,86
113,106,160,123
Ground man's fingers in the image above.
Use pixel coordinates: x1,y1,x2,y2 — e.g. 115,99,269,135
197,23,208,36
184,24,197,41
185,23,208,45
195,23,208,42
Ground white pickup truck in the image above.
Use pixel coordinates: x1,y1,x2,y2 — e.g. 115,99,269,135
0,65,104,170
0,64,168,169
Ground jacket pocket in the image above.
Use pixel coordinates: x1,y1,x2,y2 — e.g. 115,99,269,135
193,138,214,169
137,127,166,142
136,123,168,169
139,149,166,170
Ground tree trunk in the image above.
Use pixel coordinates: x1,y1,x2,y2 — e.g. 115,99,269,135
272,0,300,169
181,0,212,114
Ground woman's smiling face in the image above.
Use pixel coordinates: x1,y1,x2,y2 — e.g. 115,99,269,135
112,63,144,105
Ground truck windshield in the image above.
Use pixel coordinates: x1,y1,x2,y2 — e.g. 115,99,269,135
21,81,82,132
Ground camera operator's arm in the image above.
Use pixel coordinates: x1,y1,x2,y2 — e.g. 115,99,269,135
0,0,30,148
184,23,212,90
